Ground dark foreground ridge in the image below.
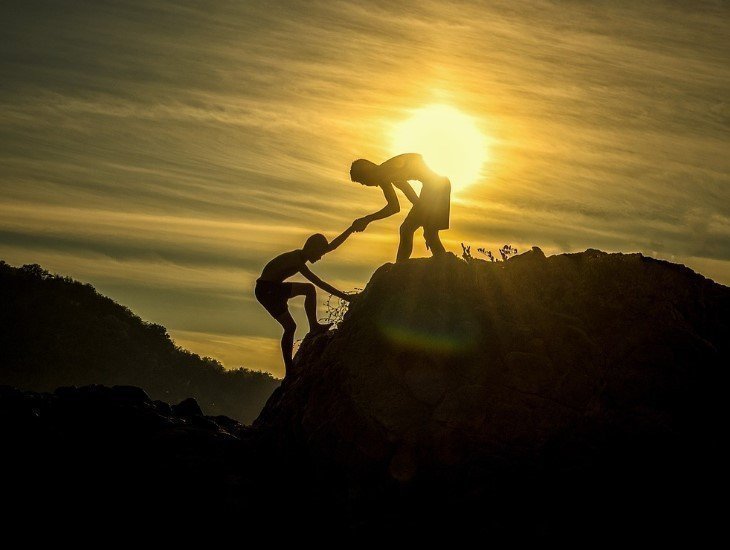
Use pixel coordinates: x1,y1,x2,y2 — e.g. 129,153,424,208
3,250,728,538
0,260,279,423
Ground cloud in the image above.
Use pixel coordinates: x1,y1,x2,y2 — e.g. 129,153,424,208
1,0,729,373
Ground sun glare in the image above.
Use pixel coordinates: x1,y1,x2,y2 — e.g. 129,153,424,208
391,104,488,192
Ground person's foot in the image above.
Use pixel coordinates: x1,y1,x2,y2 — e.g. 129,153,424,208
308,322,332,335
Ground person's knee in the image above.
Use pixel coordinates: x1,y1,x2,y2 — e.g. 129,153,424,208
400,220,417,236
280,317,296,334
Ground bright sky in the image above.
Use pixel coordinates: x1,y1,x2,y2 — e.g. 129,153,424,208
1,1,728,377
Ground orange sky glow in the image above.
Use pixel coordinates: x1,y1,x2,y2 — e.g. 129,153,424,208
1,1,728,376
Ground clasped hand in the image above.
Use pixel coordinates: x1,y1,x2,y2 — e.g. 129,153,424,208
352,218,369,232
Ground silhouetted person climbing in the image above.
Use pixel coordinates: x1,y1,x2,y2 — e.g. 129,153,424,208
349,153,451,261
255,228,354,374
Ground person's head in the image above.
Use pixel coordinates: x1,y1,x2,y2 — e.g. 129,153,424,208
302,233,329,262
350,158,380,186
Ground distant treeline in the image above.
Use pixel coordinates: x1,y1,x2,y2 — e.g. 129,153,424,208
0,261,279,423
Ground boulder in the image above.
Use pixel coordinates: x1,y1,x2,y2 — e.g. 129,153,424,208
256,250,728,497
173,397,204,417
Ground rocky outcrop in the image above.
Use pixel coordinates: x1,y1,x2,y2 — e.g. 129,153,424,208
259,250,726,466
254,249,728,533
0,384,258,523
2,250,728,537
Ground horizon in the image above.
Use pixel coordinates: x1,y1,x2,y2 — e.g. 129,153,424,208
1,0,728,377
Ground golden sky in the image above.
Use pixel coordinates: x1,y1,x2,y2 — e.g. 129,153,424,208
1,1,728,377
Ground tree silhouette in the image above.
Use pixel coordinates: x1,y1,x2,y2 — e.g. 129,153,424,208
0,260,279,423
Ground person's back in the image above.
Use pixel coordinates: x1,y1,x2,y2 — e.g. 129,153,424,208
378,153,427,181
259,250,306,283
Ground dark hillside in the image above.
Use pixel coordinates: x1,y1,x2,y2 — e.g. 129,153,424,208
0,261,278,423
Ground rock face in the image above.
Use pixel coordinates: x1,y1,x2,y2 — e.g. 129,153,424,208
255,249,728,532
2,250,728,537
0,383,291,529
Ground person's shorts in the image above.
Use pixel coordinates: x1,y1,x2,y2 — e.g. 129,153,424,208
404,198,450,232
255,279,294,318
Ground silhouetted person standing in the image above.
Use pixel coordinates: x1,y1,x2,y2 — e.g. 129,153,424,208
349,153,450,261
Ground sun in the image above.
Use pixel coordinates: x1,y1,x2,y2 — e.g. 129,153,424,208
391,104,488,192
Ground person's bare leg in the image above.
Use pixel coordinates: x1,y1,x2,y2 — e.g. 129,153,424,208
290,283,332,334
397,218,418,262
274,310,296,374
424,228,446,256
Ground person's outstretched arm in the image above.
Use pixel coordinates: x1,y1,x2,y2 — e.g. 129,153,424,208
327,224,355,252
299,265,350,301
353,182,400,231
